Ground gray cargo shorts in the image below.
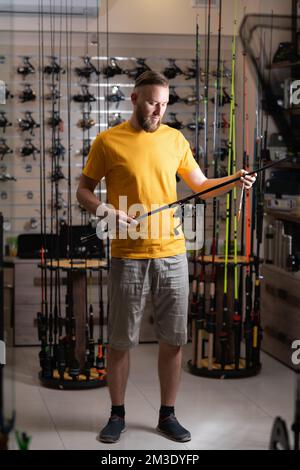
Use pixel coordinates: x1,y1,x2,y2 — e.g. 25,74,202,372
107,254,189,349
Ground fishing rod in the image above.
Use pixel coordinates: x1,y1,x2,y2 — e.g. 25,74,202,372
237,10,248,359
207,0,222,371
243,124,253,369
79,0,92,226
231,37,240,371
53,1,65,374
195,0,211,369
86,269,95,369
96,266,106,379
48,0,56,371
83,268,92,378
247,32,264,353
190,15,200,367
80,153,292,246
236,23,248,370
252,15,274,369
219,5,237,371
37,0,51,380
66,2,79,382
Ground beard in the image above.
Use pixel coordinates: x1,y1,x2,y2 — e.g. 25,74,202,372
136,106,161,133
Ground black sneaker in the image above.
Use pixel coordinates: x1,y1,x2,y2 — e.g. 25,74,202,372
157,413,191,442
99,415,125,443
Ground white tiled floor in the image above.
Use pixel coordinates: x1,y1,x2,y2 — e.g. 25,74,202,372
9,343,296,450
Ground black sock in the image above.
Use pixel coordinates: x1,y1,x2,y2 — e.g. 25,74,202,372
111,405,125,419
159,405,175,419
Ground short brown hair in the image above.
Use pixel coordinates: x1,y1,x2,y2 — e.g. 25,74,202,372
134,70,169,89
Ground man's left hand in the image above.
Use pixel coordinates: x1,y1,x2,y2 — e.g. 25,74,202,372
238,169,257,189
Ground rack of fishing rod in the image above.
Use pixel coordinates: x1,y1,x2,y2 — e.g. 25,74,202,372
37,248,109,390
187,249,262,379
25,8,113,390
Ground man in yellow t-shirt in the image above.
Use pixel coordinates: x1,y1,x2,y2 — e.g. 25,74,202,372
76,71,256,444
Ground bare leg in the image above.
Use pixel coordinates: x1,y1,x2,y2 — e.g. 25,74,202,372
107,346,130,406
158,342,182,406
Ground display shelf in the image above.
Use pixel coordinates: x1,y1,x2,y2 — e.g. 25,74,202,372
266,210,300,223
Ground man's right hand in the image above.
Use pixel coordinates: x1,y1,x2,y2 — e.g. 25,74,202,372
96,203,138,236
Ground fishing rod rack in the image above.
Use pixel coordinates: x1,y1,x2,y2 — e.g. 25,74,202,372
187,12,300,380
37,258,108,390
187,256,261,379
187,1,263,379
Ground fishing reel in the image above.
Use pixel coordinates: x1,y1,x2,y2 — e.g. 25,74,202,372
49,139,66,160
0,138,13,160
168,86,183,105
3,217,12,231
211,87,231,106
0,112,13,133
212,67,232,79
191,145,204,160
37,311,48,344
185,116,205,132
216,164,228,178
77,139,92,157
72,85,96,103
19,84,36,103
102,58,123,78
108,112,125,127
51,194,67,211
45,84,61,101
221,114,230,129
214,140,229,161
124,58,151,80
51,166,66,182
47,111,64,131
76,202,88,214
75,56,100,80
25,217,38,230
213,113,229,129
77,114,96,130
17,56,35,78
18,111,40,135
5,88,14,100
183,60,196,80
43,56,65,79
163,59,183,79
20,139,40,160
106,86,125,108
165,113,184,130
0,170,17,182
183,90,203,106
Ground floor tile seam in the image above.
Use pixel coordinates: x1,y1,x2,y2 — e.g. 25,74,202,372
37,386,67,450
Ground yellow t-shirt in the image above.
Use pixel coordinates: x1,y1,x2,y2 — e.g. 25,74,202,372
83,121,199,258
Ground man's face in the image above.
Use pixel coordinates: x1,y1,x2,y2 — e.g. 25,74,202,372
133,84,169,132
